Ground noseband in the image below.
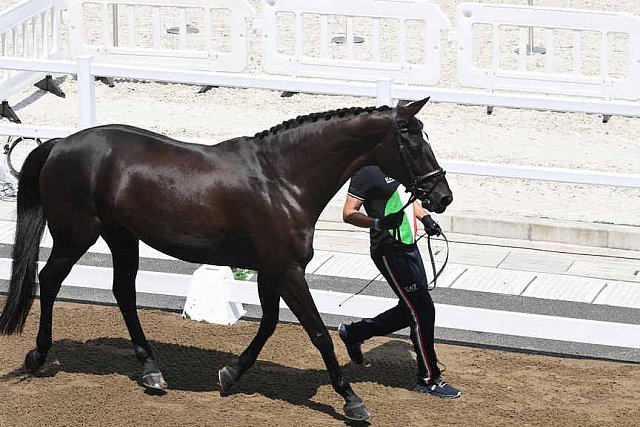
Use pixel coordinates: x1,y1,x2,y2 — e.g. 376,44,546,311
391,107,446,201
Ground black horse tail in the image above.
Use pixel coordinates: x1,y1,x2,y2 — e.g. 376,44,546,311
0,138,57,335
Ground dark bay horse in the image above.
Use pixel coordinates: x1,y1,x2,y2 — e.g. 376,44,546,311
0,98,451,421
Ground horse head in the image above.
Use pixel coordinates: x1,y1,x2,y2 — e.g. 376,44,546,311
376,97,452,214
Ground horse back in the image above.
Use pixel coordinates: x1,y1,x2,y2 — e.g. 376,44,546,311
42,124,219,201
39,125,311,268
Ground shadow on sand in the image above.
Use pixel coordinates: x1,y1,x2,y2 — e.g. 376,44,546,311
1,336,417,425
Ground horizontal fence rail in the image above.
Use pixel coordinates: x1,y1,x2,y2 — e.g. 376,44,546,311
2,259,639,349
456,2,640,100
68,0,254,72
1,55,639,189
2,0,640,116
440,160,640,188
0,0,62,101
261,0,451,85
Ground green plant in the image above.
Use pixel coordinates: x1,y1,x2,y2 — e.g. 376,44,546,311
232,268,255,281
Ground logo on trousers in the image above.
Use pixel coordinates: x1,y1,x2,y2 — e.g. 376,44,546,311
404,283,418,292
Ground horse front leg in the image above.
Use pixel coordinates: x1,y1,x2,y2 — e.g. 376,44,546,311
279,267,370,422
219,272,280,395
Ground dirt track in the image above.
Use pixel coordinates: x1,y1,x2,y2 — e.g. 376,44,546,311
1,301,639,427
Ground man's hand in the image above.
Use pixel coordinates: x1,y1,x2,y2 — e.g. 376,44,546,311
374,211,404,230
421,215,441,236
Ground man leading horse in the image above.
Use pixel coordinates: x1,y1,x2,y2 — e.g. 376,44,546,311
0,97,451,421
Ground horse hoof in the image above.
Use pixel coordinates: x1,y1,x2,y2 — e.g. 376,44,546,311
142,372,167,390
344,400,371,422
24,350,45,374
218,366,238,396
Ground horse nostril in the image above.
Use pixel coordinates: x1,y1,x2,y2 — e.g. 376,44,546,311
441,195,452,206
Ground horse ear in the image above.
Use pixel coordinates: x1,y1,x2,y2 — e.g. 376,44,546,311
401,97,430,116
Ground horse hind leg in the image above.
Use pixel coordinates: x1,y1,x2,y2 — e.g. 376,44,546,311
219,272,280,395
25,228,99,373
102,226,166,390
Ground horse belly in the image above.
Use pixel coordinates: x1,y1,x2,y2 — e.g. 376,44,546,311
130,220,259,268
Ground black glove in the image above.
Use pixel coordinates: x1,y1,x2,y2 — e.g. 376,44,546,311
421,215,441,236
374,211,404,230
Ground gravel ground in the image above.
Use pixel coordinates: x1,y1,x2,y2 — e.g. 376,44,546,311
1,302,640,427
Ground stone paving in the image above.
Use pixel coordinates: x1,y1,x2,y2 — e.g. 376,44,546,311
311,221,640,310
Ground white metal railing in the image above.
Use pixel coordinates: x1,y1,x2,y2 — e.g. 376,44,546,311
0,0,62,101
1,2,640,190
0,55,399,129
3,0,640,117
68,0,255,72
188,265,640,350
261,0,451,86
439,159,640,188
2,258,638,349
2,55,640,189
456,2,640,100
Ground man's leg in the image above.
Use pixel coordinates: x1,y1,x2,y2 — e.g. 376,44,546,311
338,251,414,364
375,247,441,382
341,246,460,397
377,246,460,398
342,301,410,343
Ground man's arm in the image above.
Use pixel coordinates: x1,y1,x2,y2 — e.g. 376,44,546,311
415,201,442,236
343,195,376,229
414,201,429,221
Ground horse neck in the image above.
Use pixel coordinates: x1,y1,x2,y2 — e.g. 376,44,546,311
256,113,388,219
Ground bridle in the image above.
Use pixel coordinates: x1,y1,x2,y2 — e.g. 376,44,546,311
391,106,446,203
337,107,451,307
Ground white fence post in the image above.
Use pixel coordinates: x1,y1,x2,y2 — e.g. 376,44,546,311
183,265,246,325
375,79,392,107
76,55,95,129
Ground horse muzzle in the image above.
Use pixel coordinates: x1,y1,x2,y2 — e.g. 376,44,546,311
421,193,452,214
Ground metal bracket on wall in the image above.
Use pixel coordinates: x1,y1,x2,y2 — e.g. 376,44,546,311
95,76,115,87
34,75,66,98
0,101,20,123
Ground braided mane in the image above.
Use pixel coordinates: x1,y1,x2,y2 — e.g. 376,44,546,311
254,105,392,139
